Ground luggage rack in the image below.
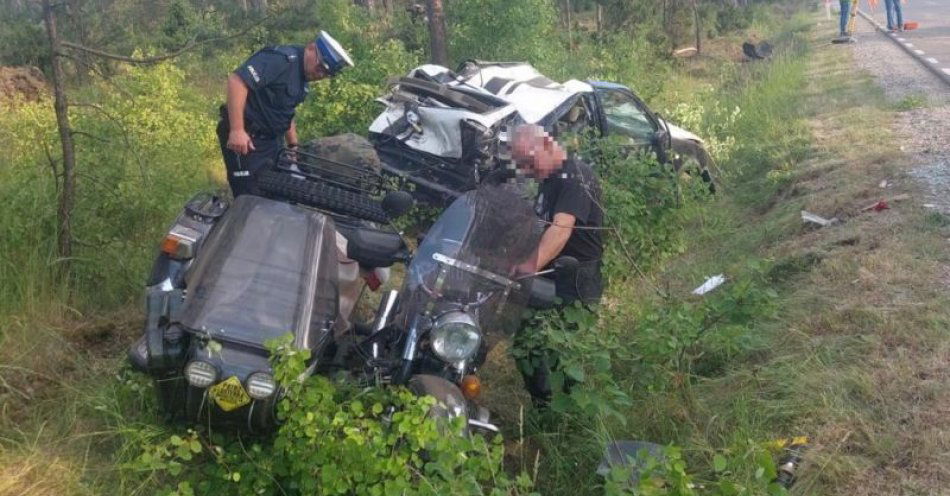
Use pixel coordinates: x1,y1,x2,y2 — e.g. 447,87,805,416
276,147,386,197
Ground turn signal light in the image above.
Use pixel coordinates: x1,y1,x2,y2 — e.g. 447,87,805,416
461,375,481,400
160,226,199,260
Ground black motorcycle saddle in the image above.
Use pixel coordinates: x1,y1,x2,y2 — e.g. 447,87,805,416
335,221,406,269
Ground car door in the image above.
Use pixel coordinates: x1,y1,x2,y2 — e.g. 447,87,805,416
592,86,666,159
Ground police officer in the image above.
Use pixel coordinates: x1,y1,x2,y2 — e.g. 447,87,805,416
510,124,604,405
218,31,354,196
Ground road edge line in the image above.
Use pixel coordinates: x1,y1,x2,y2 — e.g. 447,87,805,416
856,9,950,88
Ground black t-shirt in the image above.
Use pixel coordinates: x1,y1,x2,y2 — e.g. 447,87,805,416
535,157,603,264
234,45,309,137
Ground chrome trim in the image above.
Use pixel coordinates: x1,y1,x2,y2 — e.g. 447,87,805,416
467,419,500,433
432,253,520,290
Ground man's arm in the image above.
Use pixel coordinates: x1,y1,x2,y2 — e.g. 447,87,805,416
226,73,255,155
285,119,298,147
536,212,576,271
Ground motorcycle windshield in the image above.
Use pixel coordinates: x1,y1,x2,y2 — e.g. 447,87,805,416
179,196,337,350
401,183,540,339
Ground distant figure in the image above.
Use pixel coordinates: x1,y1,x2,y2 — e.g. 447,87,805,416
833,0,857,43
884,0,904,32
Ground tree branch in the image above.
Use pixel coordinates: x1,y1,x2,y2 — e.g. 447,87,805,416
60,38,198,64
58,18,270,65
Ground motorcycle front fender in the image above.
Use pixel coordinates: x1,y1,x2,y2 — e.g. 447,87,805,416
408,374,469,433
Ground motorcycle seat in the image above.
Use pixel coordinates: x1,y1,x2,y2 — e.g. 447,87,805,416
336,223,406,268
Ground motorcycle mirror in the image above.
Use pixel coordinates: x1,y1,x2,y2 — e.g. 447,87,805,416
554,256,579,275
382,191,414,219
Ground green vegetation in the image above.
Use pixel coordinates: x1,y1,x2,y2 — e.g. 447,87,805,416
9,1,945,495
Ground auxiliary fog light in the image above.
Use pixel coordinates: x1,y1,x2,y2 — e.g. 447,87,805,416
184,360,218,388
246,372,276,400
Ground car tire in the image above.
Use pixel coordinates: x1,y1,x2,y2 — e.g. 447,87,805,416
257,168,390,223
672,140,717,194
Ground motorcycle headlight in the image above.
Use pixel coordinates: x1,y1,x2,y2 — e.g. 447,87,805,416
246,372,276,400
431,311,481,363
184,360,218,388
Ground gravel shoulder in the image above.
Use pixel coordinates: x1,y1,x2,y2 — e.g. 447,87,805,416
851,15,950,212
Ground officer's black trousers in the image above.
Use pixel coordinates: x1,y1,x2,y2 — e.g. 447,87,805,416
216,119,280,197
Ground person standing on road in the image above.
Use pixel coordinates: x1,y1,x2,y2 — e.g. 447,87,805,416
838,0,856,40
884,0,904,32
218,31,353,197
509,124,605,406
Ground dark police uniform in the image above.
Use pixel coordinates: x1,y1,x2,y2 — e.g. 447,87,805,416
217,45,309,196
517,155,604,405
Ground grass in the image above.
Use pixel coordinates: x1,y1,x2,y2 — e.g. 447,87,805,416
4,6,950,496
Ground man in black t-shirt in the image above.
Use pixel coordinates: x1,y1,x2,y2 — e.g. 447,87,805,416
510,124,604,404
512,124,604,304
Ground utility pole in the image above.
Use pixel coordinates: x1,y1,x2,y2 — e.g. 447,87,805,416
425,0,448,66
42,0,77,264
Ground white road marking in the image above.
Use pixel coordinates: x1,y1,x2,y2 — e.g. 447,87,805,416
915,50,925,55
927,57,940,64
943,68,950,76
904,43,915,48
897,37,906,41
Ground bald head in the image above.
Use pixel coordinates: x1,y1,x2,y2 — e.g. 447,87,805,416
511,124,567,179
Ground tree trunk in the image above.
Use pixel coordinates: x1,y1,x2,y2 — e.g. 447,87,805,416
425,0,449,66
596,3,603,35
565,0,573,51
692,0,701,55
43,0,77,265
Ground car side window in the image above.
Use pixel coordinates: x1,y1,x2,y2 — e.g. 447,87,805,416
598,89,657,145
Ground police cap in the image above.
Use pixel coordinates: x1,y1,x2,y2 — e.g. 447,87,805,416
316,31,354,76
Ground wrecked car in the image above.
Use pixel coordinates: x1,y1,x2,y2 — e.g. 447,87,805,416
369,61,715,204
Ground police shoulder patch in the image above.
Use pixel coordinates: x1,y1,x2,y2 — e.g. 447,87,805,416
247,65,260,83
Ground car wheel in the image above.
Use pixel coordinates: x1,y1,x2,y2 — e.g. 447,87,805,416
672,140,717,194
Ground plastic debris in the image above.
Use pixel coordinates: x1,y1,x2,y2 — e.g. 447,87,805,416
692,274,727,295
801,210,839,227
861,194,909,212
742,41,773,60
879,180,888,189
774,438,808,489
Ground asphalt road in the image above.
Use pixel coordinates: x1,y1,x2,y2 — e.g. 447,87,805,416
865,0,950,78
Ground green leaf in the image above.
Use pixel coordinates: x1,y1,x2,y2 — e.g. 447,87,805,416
564,363,586,382
713,454,727,472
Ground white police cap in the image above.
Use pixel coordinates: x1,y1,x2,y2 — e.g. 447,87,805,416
315,30,354,76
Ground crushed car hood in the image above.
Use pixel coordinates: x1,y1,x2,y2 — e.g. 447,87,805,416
369,62,703,160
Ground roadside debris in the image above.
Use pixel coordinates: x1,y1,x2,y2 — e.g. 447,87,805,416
860,194,910,212
801,210,839,227
878,179,889,189
742,41,773,60
772,437,808,489
673,47,698,58
692,274,727,295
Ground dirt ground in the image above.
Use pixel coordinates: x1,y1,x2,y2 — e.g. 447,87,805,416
0,66,47,102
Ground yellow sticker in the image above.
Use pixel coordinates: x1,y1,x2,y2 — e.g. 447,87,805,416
209,376,251,412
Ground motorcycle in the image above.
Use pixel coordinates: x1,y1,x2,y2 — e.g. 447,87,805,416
128,148,564,433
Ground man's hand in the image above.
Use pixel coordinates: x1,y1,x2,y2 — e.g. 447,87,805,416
227,128,255,155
